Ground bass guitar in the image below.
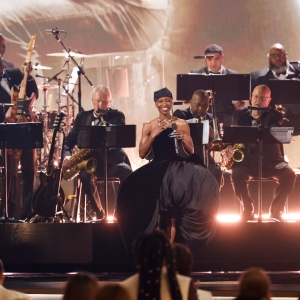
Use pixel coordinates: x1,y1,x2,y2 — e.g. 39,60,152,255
32,112,66,218
6,35,37,158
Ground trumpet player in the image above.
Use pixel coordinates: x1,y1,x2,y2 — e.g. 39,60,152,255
231,85,296,222
62,85,132,220
173,89,223,186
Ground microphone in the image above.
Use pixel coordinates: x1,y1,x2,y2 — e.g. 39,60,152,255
48,70,65,83
194,55,214,59
172,123,179,154
45,28,66,35
248,106,270,112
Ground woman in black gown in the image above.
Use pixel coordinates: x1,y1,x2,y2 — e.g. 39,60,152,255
117,87,219,252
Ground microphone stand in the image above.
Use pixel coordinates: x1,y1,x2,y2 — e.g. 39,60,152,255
49,31,93,112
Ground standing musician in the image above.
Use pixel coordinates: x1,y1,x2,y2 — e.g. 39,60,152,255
191,44,243,127
173,89,223,187
0,54,38,219
230,85,296,222
0,34,14,68
62,85,132,220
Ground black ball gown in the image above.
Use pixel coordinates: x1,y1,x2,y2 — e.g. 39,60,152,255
117,128,219,251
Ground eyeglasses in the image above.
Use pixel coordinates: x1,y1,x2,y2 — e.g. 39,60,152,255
252,95,270,101
268,52,287,59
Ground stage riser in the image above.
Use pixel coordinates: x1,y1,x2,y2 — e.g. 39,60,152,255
1,223,300,272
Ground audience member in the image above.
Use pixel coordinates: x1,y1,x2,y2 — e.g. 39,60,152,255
121,231,198,300
173,243,213,300
0,259,32,300
94,283,131,300
63,272,99,300
236,267,271,300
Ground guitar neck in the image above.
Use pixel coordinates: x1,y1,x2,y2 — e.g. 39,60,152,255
19,51,32,98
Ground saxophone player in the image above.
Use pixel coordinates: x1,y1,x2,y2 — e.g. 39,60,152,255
231,85,296,222
62,85,132,220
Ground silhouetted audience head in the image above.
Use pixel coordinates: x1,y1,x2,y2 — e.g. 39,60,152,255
94,283,131,300
173,243,193,276
134,230,182,300
237,267,271,300
0,259,4,284
63,272,99,300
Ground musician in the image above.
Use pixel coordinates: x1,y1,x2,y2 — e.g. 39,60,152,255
173,89,223,187
0,34,14,68
191,44,242,127
0,55,38,219
63,85,132,220
231,85,296,221
251,43,300,134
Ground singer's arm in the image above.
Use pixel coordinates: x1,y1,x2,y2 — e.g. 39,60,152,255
139,119,168,159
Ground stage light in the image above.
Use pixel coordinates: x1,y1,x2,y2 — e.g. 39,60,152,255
107,215,116,223
217,214,241,222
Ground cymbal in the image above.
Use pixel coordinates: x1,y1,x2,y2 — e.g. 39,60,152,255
38,85,59,90
46,51,90,58
33,65,52,70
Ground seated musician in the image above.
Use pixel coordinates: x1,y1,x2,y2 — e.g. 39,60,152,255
173,89,223,187
62,85,132,220
230,85,296,221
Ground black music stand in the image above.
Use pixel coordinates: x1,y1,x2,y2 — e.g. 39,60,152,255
0,122,43,223
268,79,300,135
77,124,136,222
176,74,250,101
223,126,293,221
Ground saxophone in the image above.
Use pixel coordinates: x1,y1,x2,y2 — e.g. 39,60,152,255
223,143,245,170
62,148,97,181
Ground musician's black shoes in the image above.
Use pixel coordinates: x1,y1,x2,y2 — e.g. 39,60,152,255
96,210,105,220
240,210,255,221
269,210,284,222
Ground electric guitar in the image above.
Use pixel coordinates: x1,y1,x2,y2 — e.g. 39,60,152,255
32,112,66,218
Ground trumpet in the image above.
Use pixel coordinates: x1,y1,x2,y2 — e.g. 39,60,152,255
63,148,97,181
206,90,225,151
274,104,286,114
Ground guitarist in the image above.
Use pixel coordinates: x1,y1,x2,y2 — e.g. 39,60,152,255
0,55,39,219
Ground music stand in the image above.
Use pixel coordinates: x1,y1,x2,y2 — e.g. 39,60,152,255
77,124,136,222
268,79,300,105
176,74,250,101
0,122,43,223
223,126,293,221
178,120,209,163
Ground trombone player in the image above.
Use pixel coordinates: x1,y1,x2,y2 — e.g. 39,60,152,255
173,89,223,187
231,85,296,221
62,85,132,220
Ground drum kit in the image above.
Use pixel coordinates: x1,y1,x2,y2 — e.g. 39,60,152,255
33,50,89,172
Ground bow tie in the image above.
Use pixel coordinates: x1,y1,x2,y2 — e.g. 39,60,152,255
276,72,286,76
209,71,221,74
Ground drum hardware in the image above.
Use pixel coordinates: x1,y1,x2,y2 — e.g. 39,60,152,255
46,51,91,58
33,65,52,70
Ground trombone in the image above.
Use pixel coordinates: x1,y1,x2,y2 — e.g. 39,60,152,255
206,90,225,151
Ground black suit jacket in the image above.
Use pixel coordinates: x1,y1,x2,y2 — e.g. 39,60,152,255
3,58,14,69
250,64,300,91
173,107,213,122
0,68,38,121
250,64,300,134
232,107,285,165
63,109,130,167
